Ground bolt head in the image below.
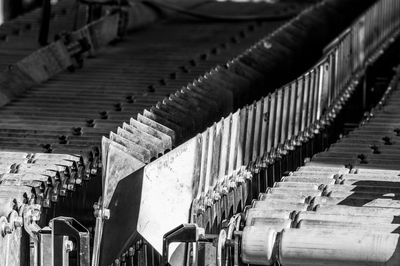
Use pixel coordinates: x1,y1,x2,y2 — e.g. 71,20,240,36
3,224,12,235
14,216,23,228
205,198,213,207
65,240,74,252
221,186,229,194
103,208,110,220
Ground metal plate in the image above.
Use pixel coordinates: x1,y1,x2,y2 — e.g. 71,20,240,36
137,135,202,255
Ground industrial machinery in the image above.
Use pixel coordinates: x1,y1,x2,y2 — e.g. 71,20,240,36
0,0,400,265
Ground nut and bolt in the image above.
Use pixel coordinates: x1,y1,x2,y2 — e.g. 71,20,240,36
65,240,74,252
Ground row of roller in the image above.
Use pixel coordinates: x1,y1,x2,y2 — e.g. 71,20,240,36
236,67,400,265
240,167,400,264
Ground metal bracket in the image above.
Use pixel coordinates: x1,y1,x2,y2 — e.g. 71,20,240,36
54,32,92,71
24,204,42,266
162,224,217,266
51,216,91,266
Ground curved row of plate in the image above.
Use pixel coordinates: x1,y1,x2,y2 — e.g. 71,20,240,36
100,0,389,210
0,0,303,231
0,0,384,265
98,0,400,264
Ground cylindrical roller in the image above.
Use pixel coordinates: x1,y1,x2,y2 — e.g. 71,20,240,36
296,166,348,174
326,184,400,194
289,171,340,178
258,193,310,204
297,219,400,234
325,190,399,198
282,176,336,184
274,182,326,190
279,228,400,266
267,187,323,197
314,196,400,208
353,169,400,176
341,179,400,188
296,211,400,225
245,209,294,226
341,174,400,182
341,174,400,181
252,200,310,211
315,205,400,217
251,217,292,230
241,226,277,265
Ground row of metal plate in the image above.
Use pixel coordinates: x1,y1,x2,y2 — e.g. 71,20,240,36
98,0,400,264
0,0,387,265
0,1,315,265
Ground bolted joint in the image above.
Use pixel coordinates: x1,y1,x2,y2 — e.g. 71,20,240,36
14,216,23,228
93,203,110,220
65,240,74,252
205,197,214,207
3,224,12,235
28,204,42,222
228,181,237,190
196,204,206,215
220,185,229,195
0,219,12,236
212,192,221,201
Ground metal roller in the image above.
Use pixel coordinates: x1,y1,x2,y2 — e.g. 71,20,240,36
295,211,400,225
296,219,400,234
241,226,277,265
258,193,311,204
252,200,310,211
245,208,294,226
279,228,400,266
